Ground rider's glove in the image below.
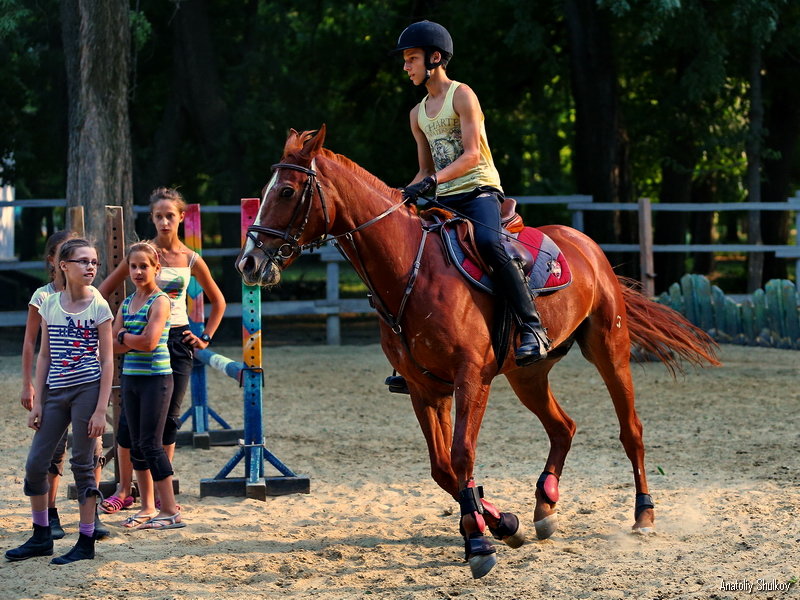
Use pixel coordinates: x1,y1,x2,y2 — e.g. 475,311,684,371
402,175,437,204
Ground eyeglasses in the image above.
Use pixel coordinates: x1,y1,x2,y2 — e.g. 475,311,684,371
65,259,100,268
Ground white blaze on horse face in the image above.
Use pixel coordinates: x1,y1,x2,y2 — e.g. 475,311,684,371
240,171,279,261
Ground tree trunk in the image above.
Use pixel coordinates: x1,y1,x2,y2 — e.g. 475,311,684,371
760,50,800,281
654,160,694,293
689,176,716,276
61,0,132,275
563,0,634,275
745,42,764,293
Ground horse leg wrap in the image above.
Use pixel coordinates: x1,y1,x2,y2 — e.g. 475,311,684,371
463,532,496,562
458,484,495,560
477,498,517,539
458,484,487,533
458,484,484,516
536,471,560,505
635,493,654,520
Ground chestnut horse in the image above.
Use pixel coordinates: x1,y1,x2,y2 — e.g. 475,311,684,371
236,127,718,578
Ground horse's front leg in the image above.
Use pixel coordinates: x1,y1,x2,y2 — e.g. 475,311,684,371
409,393,459,495
449,376,525,578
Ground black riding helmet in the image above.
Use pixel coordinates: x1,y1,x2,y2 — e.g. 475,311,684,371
392,20,453,84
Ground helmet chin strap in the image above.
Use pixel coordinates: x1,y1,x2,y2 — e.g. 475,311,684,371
415,49,442,87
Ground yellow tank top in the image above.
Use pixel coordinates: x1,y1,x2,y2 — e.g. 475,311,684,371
417,81,503,196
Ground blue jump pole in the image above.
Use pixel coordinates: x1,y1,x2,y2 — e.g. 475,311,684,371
198,198,310,500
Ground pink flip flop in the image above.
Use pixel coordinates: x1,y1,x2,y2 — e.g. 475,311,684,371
100,494,134,514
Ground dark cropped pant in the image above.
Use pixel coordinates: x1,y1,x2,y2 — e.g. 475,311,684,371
121,374,174,481
117,326,193,449
25,381,101,505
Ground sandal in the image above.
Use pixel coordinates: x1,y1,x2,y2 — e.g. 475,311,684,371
121,512,157,529
138,512,185,531
100,495,134,515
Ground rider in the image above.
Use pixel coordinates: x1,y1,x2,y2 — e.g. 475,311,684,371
393,20,550,372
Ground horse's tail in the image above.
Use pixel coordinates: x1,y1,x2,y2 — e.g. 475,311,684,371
619,277,721,376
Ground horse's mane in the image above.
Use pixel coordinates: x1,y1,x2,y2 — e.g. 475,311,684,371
283,129,403,202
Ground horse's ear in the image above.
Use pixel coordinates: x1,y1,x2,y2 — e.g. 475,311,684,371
301,124,326,158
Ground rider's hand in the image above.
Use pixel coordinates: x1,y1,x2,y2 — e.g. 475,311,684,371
402,175,437,204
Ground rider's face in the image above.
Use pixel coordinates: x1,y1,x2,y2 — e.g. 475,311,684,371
403,48,427,85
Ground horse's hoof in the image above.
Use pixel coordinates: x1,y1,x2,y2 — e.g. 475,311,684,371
632,526,655,536
501,522,526,548
468,552,497,579
534,513,558,540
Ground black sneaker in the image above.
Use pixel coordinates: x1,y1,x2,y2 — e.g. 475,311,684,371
48,508,65,540
93,514,110,540
5,524,53,561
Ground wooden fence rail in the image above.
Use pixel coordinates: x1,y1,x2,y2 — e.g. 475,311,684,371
2,194,798,344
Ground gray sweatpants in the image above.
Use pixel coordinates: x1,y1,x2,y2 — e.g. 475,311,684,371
24,381,101,505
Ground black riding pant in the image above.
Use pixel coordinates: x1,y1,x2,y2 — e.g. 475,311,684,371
438,189,511,271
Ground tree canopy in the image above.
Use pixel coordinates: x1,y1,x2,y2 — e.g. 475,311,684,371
1,0,798,291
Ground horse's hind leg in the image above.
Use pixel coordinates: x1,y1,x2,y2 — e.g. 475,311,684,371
505,365,576,540
579,321,655,533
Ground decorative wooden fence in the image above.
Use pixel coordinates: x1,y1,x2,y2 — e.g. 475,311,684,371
657,274,800,349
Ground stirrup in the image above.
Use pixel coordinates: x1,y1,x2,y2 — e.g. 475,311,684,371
384,373,410,395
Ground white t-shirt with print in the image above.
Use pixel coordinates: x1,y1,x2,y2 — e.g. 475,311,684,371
38,291,113,389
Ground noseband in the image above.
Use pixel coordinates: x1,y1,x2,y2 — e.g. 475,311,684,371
245,161,330,259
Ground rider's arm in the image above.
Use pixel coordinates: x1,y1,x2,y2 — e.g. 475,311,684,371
432,84,482,185
408,104,436,186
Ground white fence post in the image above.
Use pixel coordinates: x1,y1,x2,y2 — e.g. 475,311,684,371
0,184,14,260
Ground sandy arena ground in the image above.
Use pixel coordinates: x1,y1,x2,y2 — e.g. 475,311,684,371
0,341,798,599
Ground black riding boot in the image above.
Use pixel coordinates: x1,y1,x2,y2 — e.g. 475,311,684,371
50,532,95,565
496,259,551,366
5,524,53,561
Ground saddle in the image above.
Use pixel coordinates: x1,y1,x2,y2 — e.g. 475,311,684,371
422,198,573,296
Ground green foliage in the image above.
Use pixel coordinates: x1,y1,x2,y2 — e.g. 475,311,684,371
129,8,153,53
2,0,799,237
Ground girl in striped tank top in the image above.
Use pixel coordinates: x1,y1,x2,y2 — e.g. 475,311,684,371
112,242,183,530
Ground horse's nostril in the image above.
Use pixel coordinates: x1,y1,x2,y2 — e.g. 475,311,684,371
238,254,255,274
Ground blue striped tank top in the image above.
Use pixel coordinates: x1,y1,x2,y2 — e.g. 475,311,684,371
121,291,172,376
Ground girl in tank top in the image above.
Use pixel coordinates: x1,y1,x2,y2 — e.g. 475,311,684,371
98,188,226,515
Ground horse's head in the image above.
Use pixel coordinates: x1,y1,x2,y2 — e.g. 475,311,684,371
236,126,330,287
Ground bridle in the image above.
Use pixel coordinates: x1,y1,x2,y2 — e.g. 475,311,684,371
245,160,407,260
245,161,329,260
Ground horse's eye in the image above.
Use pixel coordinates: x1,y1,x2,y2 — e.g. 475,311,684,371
279,186,294,198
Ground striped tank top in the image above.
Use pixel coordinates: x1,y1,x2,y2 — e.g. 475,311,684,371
121,291,172,376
